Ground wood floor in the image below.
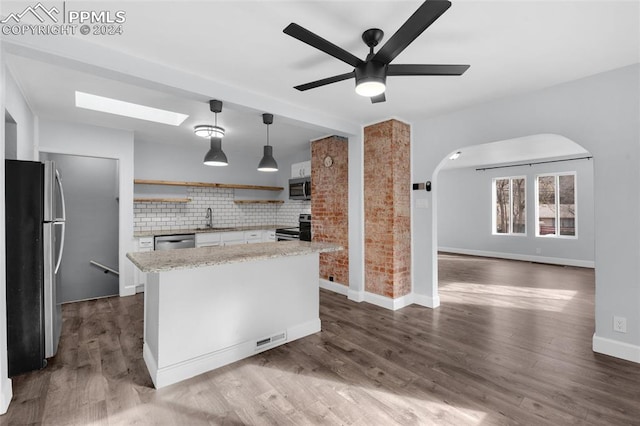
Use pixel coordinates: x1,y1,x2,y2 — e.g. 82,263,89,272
3,254,640,425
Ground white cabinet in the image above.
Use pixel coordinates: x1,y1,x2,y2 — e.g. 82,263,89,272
195,233,221,248
291,160,311,178
134,237,154,292
222,231,245,246
263,230,276,242
245,230,262,243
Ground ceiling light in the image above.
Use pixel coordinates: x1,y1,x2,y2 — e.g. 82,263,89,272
355,61,386,97
201,100,228,167
75,91,188,126
195,100,225,139
203,137,228,167
194,125,225,138
449,151,462,160
258,113,278,172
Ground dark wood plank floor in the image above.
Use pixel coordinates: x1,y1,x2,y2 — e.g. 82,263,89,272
2,254,640,425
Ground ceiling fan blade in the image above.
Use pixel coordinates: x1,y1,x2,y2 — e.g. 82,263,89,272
370,93,386,104
388,64,469,76
294,72,355,91
284,23,363,68
372,1,451,65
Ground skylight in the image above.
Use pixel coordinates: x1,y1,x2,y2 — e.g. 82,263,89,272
75,91,188,126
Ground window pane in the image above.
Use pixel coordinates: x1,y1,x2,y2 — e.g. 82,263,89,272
538,176,556,235
512,178,526,234
495,179,510,234
559,175,576,236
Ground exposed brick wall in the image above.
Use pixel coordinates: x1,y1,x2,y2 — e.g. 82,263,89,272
364,120,411,298
311,136,349,286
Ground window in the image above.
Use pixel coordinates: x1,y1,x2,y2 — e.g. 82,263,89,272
493,177,526,235
536,173,576,237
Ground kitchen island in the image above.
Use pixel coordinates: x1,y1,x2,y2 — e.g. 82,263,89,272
127,241,342,388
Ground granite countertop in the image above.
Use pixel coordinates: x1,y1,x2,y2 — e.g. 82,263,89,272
127,241,342,273
134,224,296,238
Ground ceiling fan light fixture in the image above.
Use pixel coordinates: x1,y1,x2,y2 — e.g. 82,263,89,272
354,61,387,97
203,137,228,166
194,124,225,138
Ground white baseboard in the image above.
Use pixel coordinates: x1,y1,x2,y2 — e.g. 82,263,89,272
319,281,440,311
413,293,440,309
135,284,144,294
348,289,365,302
363,292,414,311
439,247,595,269
593,334,640,363
120,285,137,297
319,279,349,296
144,319,321,389
0,377,12,414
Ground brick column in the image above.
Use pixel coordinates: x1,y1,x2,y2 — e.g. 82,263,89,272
364,119,411,298
311,136,349,286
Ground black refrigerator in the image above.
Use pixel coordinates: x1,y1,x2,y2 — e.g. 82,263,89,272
5,159,65,376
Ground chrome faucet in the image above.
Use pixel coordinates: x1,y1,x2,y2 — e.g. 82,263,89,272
205,207,213,228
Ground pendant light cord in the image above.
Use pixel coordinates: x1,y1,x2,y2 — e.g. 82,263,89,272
266,123,270,146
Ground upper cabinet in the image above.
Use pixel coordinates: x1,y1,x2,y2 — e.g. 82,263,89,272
291,160,311,178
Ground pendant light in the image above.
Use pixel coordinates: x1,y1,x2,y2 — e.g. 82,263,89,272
203,137,228,166
201,100,228,167
258,113,278,172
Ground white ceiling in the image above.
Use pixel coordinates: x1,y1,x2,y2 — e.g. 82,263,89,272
3,0,639,161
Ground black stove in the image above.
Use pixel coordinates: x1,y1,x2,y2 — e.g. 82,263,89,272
276,214,311,241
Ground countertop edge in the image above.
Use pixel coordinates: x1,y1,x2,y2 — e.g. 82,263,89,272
127,241,342,273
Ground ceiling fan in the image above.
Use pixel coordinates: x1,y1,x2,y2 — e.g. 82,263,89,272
283,0,469,103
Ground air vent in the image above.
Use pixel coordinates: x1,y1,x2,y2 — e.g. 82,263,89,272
255,331,287,350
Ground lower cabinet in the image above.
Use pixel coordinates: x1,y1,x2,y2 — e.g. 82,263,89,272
263,230,276,242
134,237,154,292
195,232,221,248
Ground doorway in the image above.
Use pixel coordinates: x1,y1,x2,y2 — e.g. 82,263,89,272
40,152,119,303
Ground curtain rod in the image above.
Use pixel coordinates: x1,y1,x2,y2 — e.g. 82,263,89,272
475,156,592,171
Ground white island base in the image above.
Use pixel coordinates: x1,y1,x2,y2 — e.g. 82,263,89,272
143,252,320,388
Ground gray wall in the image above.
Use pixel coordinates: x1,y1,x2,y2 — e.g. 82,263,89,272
46,154,119,303
411,64,640,358
438,158,594,267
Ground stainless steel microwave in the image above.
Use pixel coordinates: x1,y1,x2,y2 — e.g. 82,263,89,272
289,177,311,200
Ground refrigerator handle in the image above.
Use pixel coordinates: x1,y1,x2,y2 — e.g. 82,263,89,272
55,169,66,221
54,222,65,274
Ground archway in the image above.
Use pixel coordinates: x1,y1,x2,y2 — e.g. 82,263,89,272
431,133,594,304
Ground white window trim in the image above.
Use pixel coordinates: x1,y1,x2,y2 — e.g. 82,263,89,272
535,172,578,239
492,176,527,236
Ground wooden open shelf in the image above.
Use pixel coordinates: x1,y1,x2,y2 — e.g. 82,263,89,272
134,179,283,192
234,200,285,205
134,197,191,203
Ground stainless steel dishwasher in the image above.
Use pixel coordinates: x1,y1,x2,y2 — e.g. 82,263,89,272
154,234,196,251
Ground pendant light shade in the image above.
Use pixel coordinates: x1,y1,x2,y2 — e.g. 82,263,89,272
203,137,228,166
258,145,278,172
258,113,278,172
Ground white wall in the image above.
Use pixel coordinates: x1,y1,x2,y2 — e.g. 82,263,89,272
134,139,279,188
38,119,136,297
4,67,36,161
411,64,640,363
0,47,15,414
438,158,594,267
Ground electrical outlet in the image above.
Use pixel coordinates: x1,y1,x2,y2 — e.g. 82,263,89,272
329,276,334,282
613,316,627,333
